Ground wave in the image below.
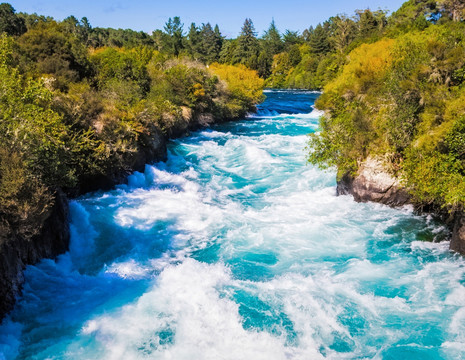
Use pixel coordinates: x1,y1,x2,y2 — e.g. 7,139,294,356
1,89,463,360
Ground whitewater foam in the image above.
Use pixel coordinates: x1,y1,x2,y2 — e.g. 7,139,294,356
1,89,464,360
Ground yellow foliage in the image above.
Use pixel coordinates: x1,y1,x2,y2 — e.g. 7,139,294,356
325,39,395,94
444,89,465,123
208,63,265,105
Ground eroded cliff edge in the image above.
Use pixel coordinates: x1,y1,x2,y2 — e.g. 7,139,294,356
337,157,465,255
0,111,240,322
0,190,69,320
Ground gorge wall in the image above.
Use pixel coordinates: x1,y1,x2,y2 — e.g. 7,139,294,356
0,111,240,322
0,190,69,320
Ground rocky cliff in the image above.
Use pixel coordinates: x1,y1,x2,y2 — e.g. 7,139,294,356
0,190,69,321
0,127,168,322
337,157,465,255
0,111,240,322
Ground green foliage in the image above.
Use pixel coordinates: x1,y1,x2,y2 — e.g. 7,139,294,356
90,47,151,93
388,0,438,33
309,24,331,55
262,20,283,55
310,19,465,210
234,19,259,69
88,27,153,48
16,20,91,88
163,17,184,56
185,23,223,63
0,3,26,36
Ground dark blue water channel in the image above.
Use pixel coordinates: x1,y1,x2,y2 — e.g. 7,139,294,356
1,90,465,359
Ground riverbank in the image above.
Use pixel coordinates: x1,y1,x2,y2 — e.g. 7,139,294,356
2,90,462,359
336,157,465,255
0,97,264,322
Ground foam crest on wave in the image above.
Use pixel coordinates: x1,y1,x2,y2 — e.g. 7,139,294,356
79,259,322,360
2,89,464,360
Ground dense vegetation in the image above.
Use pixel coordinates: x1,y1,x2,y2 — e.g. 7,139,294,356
1,0,465,237
307,0,465,213
0,3,265,238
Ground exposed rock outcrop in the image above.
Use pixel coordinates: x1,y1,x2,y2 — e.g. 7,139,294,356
337,157,411,207
0,190,69,321
77,125,167,194
0,108,240,322
337,157,465,255
451,214,465,254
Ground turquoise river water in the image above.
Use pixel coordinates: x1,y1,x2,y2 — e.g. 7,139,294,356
1,90,465,359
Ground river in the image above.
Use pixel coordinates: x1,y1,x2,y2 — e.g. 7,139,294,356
1,90,465,359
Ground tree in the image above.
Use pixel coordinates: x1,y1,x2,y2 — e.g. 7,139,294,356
302,26,314,42
309,24,330,55
288,44,302,67
0,3,26,36
388,0,438,32
163,16,184,56
234,18,259,68
438,0,465,21
200,23,222,63
268,52,292,87
355,9,387,38
17,21,91,87
214,24,224,59
257,50,272,78
214,25,223,43
186,23,201,59
262,19,283,55
79,17,92,44
283,30,302,49
219,39,237,64
330,15,356,53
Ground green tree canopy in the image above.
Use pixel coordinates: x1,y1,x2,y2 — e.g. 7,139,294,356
234,18,259,69
163,16,184,56
0,3,26,36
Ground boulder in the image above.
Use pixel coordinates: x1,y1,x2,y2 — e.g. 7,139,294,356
337,157,411,207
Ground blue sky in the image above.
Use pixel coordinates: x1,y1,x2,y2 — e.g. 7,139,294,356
10,0,406,37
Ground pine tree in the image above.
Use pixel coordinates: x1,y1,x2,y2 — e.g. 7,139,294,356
163,16,184,56
214,25,224,58
234,18,259,68
263,19,282,55
283,30,302,49
200,23,221,63
302,26,314,42
309,24,330,55
187,23,201,59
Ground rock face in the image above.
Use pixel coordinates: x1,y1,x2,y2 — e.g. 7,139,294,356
77,126,167,194
0,190,69,321
337,157,411,207
0,110,236,322
451,214,465,254
0,127,167,321
337,157,465,255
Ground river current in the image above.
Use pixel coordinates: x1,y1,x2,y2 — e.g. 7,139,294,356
1,90,465,359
